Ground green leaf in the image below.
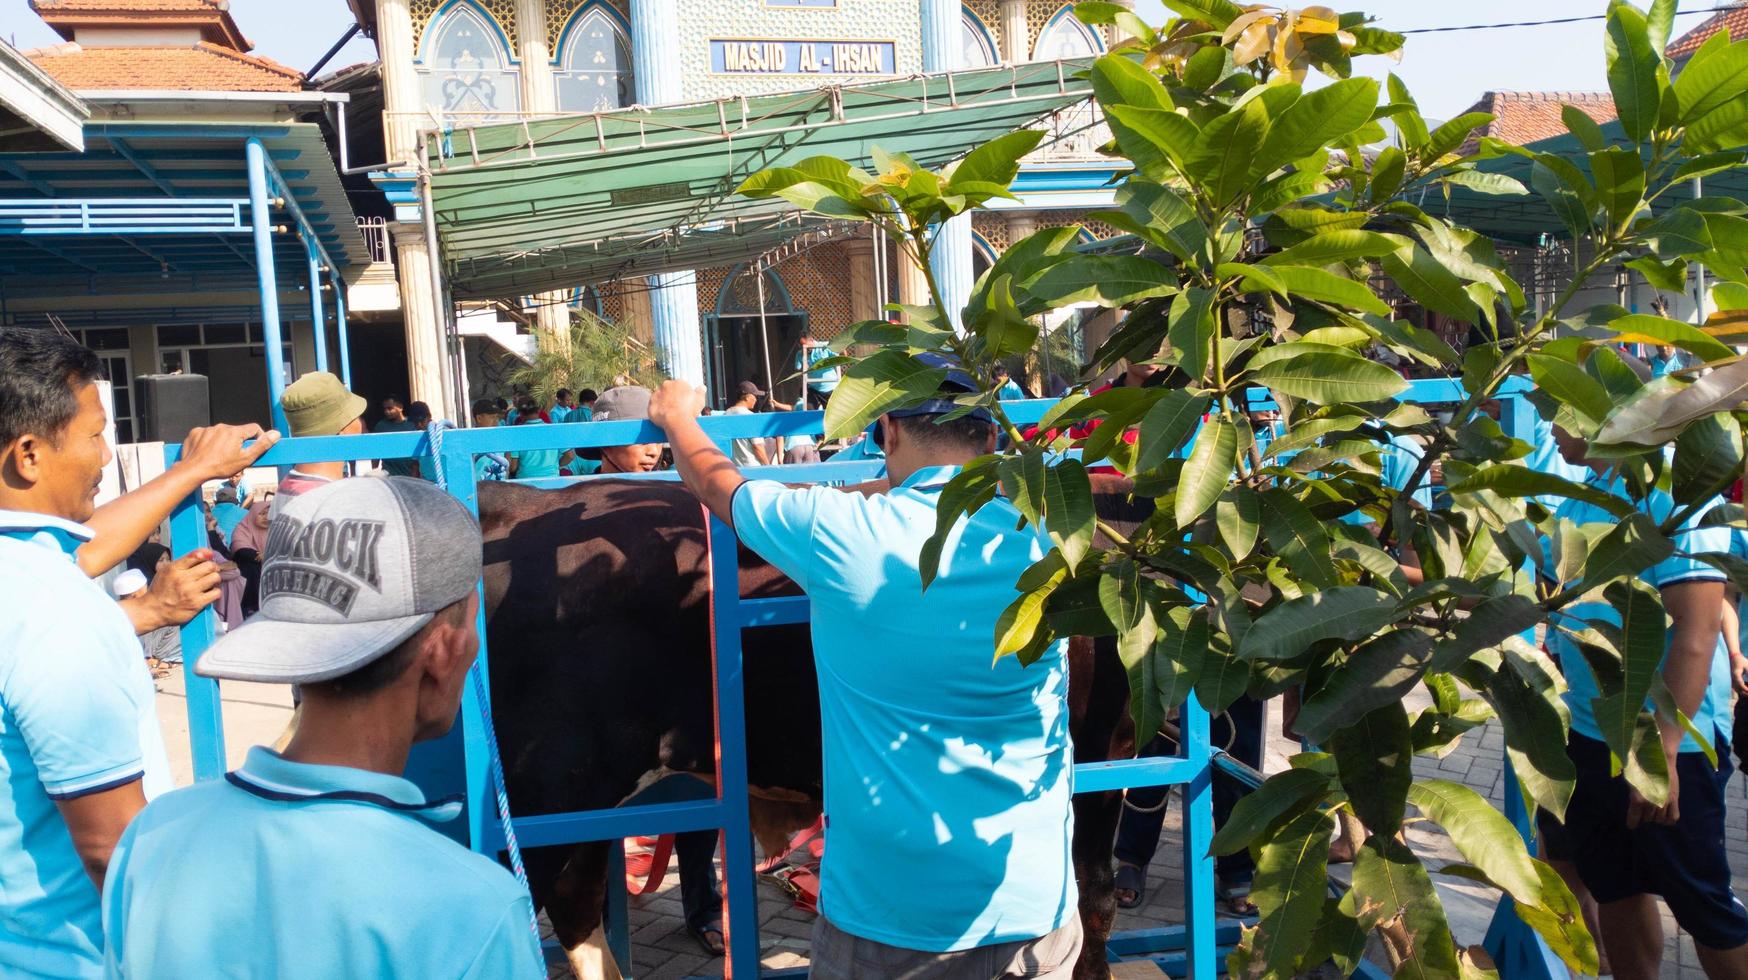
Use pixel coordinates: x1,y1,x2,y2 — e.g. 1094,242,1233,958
1111,180,1208,264
1589,147,1646,232
1527,353,1613,432
1562,103,1607,151
968,226,1079,317
1437,169,1530,196
1245,264,1391,315
1674,413,1744,506
1674,31,1748,125
946,129,1045,191
1261,489,1338,588
1351,838,1462,980
1152,604,1208,715
1424,111,1495,161
823,350,949,440
1612,313,1735,363
1043,458,1096,568
1531,156,1596,240
1248,808,1335,978
1331,702,1414,834
993,586,1054,662
1024,255,1178,308
1262,206,1372,246
1210,767,1331,857
1625,254,1689,292
1624,711,1673,804
1597,357,1748,446
1216,487,1262,559
1168,286,1217,383
1647,0,1678,56
1104,104,1201,176
1369,146,1406,203
1385,75,1429,148
1592,578,1668,760
1409,779,1544,906
1197,643,1253,713
1249,350,1409,405
1429,594,1545,674
1296,631,1435,744
1135,389,1207,474
1605,0,1661,142
1382,244,1479,321
1242,586,1397,662
998,449,1048,527
1581,513,1676,591
1260,229,1401,267
1185,94,1270,205
1255,77,1381,174
1044,574,1112,636
919,459,1000,589
1157,0,1245,28
1445,464,1635,517
1099,557,1147,635
1488,637,1576,820
978,274,1040,360
1642,206,1714,255
1177,416,1237,527
1513,860,1603,976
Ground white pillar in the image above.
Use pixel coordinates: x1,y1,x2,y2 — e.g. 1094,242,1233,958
376,0,449,407
999,0,1028,62
921,0,974,331
516,0,570,348
631,0,705,386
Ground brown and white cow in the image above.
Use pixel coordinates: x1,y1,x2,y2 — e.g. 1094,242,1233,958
477,475,1150,979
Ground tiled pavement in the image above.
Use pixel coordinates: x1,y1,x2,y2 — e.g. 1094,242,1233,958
546,690,1748,979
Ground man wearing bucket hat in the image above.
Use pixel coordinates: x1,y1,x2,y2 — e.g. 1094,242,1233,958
100,477,542,979
650,352,1082,977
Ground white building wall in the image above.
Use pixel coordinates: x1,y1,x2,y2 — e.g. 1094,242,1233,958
673,0,924,101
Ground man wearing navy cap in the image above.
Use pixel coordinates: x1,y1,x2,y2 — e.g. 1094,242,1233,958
650,353,1081,978
101,477,543,979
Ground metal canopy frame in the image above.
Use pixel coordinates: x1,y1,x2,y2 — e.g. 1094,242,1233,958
424,60,1096,297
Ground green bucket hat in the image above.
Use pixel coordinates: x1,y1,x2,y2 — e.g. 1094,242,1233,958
281,372,367,437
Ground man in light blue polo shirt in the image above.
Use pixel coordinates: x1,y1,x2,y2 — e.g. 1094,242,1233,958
0,329,180,979
1537,423,1748,979
102,477,542,979
650,354,1081,977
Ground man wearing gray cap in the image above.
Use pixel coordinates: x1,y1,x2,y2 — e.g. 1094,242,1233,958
100,477,543,979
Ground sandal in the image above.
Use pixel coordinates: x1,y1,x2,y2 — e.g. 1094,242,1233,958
1114,862,1146,910
1217,873,1258,917
688,921,725,957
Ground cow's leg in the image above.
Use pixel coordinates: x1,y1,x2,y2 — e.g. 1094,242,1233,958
529,842,623,980
1067,635,1139,980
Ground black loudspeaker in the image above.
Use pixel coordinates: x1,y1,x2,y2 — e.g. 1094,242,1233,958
134,374,210,443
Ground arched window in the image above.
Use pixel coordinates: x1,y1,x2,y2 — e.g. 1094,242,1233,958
418,3,521,120
555,5,634,113
971,232,997,281
962,8,998,67
1033,6,1103,61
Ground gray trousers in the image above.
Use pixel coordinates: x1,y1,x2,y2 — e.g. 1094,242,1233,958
809,914,1083,979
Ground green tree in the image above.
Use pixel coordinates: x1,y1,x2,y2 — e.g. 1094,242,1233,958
507,306,667,407
738,1,1748,976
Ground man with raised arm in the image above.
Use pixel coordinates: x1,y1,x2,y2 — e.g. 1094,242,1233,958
0,328,272,978
102,477,542,979
648,353,1081,979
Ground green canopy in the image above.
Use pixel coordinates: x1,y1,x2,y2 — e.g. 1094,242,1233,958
426,60,1095,298
1420,120,1748,244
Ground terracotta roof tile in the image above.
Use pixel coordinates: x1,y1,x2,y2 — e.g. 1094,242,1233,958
1456,91,1616,153
24,41,303,92
1668,4,1748,59
32,0,226,10
29,0,250,51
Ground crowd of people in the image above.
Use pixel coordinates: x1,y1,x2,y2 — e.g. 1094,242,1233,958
1,321,1745,980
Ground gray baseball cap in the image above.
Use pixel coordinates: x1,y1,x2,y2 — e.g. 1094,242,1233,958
195,476,482,684
591,385,651,422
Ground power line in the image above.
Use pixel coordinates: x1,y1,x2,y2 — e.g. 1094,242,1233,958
1399,5,1735,34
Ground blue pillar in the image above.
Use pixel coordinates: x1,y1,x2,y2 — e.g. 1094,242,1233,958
246,137,292,435
631,0,706,387
307,242,329,374
334,272,353,388
920,0,975,330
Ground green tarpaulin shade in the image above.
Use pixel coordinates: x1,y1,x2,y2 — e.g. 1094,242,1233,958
1412,119,1748,245
426,59,1095,298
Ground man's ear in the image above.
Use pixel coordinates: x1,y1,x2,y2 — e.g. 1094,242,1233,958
3,435,45,487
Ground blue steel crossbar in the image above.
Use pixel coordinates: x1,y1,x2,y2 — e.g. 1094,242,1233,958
0,198,250,235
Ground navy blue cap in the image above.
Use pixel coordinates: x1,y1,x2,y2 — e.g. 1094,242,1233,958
886,352,995,425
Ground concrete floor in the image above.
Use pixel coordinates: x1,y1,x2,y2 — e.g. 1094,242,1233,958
156,668,1746,979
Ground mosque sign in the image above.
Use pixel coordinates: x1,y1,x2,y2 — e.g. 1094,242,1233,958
710,39,896,75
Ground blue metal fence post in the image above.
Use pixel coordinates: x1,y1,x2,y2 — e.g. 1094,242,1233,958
333,272,352,388
708,516,763,980
164,446,227,780
1178,694,1217,978
307,240,328,374
245,137,291,435
437,445,495,852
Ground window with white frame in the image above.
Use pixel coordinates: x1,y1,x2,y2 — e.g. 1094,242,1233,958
1033,7,1102,61
555,6,634,112
962,9,998,67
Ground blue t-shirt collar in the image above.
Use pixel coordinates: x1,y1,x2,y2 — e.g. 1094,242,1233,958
0,507,94,559
228,747,463,824
898,464,962,492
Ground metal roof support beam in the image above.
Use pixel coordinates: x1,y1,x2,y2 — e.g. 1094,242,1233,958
333,268,351,387
307,236,328,373
0,160,55,196
246,137,291,436
108,138,180,197
254,147,342,277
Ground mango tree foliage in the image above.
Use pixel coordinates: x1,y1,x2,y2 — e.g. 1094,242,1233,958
738,2,1748,976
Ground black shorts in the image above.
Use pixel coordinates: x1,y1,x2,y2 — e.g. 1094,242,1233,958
1536,732,1748,951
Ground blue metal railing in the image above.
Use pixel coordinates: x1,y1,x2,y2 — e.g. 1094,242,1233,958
163,386,1554,980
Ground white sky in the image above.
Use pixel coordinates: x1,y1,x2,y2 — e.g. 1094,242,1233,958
0,0,1728,117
